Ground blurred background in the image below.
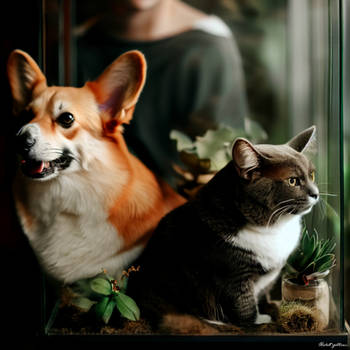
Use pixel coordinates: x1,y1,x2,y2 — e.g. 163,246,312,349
0,0,348,338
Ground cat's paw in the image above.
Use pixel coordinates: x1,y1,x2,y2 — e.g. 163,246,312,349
254,313,272,325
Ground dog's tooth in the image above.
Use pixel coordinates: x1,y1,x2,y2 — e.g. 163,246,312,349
44,161,50,168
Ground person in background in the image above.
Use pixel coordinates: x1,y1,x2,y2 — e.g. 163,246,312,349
77,0,248,185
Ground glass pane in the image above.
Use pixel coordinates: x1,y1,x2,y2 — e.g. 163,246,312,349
38,0,346,340
287,0,343,331
342,0,350,328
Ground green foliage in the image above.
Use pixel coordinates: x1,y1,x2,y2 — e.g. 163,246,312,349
70,296,96,312
115,292,140,321
95,297,116,324
170,122,267,173
285,227,336,285
71,267,140,324
90,278,112,295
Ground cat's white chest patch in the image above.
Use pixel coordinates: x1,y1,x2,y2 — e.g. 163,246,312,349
230,215,302,271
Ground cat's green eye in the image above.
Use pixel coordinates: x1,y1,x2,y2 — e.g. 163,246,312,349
288,177,300,187
310,171,316,182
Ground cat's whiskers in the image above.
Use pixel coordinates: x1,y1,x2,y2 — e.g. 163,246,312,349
266,203,295,228
272,198,296,210
275,206,293,224
267,205,289,228
319,192,337,197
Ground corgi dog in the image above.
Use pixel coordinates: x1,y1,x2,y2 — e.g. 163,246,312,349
7,49,185,285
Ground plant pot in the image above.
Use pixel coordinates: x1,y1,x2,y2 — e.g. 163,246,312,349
281,276,330,330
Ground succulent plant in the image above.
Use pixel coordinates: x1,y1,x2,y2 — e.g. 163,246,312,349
285,227,336,285
71,267,140,324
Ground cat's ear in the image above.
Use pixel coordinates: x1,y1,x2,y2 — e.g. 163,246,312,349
232,138,262,180
287,126,316,153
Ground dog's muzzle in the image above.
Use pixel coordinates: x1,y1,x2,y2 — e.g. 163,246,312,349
16,125,73,179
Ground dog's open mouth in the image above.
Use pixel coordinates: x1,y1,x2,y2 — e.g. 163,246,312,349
21,153,73,179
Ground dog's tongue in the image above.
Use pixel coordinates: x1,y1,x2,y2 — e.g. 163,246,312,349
22,159,45,175
31,161,45,175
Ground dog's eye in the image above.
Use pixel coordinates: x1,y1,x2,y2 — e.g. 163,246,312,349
57,112,75,128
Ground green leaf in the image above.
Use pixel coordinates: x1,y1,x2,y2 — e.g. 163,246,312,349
95,296,109,319
206,148,231,172
301,261,316,276
170,130,194,151
309,241,323,262
299,232,317,267
298,252,312,272
194,127,237,160
90,278,112,296
71,279,94,298
284,263,298,275
314,254,336,272
115,292,140,321
300,227,308,249
309,231,317,252
71,297,96,312
102,299,116,324
319,239,336,256
193,127,241,172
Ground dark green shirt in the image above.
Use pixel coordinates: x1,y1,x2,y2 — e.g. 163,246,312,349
77,19,247,184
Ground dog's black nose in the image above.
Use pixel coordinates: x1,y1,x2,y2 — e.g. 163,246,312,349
17,131,36,152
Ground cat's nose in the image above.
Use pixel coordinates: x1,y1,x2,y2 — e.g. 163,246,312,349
308,190,319,201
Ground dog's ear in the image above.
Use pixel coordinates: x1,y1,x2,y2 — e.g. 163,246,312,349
7,50,47,114
87,50,146,132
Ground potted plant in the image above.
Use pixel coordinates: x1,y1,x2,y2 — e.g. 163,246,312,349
70,267,141,324
282,227,336,330
170,121,266,198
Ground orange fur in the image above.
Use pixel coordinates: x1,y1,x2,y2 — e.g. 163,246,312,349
105,132,185,251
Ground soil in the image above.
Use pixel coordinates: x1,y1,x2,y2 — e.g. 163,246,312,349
47,298,338,336
49,303,154,335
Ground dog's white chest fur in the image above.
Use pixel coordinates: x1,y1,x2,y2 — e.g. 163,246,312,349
17,174,141,284
230,215,302,298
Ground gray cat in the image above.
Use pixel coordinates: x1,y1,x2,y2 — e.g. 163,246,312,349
128,126,319,329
